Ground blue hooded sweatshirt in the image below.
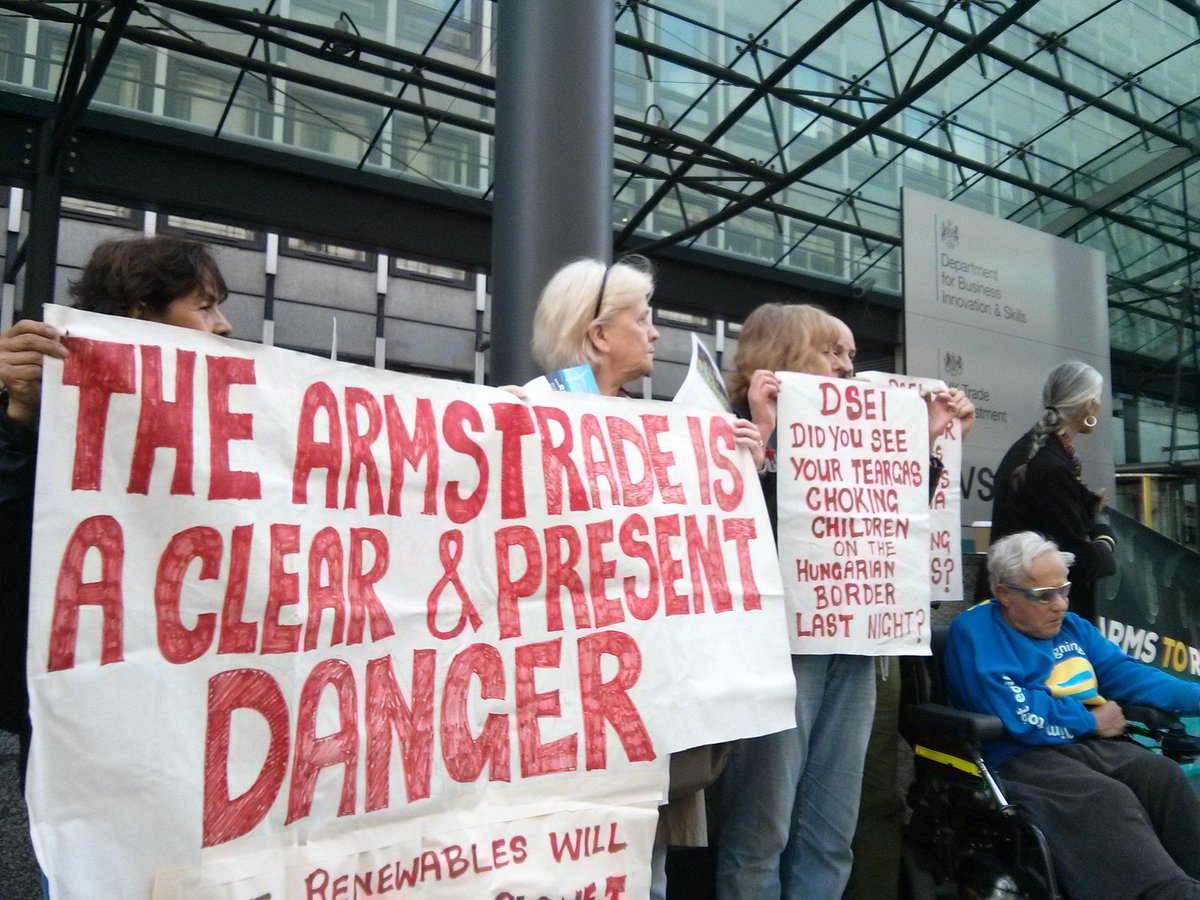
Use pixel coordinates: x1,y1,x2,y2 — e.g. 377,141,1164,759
944,601,1200,770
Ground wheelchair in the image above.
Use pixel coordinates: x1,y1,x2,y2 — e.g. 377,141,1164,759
898,625,1200,900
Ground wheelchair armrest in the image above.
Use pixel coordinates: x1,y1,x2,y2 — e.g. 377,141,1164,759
1120,703,1200,762
904,702,1005,743
1120,703,1179,731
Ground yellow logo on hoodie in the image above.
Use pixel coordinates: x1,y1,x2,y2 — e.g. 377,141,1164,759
1047,656,1105,707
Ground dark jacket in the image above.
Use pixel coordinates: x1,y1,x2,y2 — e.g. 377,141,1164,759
0,401,36,740
979,430,1114,622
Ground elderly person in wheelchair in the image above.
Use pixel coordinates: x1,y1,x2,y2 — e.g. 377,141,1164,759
943,531,1200,899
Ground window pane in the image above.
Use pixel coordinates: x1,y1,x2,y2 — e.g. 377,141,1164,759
165,216,257,244
164,59,272,140
286,237,370,266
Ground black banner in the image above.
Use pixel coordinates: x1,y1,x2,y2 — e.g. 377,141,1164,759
1097,510,1200,685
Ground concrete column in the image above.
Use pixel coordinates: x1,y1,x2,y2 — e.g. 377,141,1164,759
1122,394,1141,464
490,0,614,385
21,124,62,319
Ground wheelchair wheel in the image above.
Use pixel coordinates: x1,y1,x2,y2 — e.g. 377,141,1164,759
955,851,1036,899
899,846,1054,900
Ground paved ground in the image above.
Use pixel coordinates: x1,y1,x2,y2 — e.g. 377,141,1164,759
0,733,39,898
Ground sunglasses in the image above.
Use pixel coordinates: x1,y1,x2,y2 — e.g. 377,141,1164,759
593,264,612,321
1001,582,1072,604
592,255,654,321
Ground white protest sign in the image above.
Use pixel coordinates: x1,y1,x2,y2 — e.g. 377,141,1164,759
673,334,733,414
858,372,964,603
775,373,932,654
27,306,796,899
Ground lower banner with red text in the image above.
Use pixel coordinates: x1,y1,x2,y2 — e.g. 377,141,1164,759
152,804,656,900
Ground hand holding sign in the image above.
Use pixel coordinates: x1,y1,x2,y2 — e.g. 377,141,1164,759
746,369,781,440
0,319,69,425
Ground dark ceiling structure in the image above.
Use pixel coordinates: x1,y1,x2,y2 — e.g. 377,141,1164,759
0,0,1198,452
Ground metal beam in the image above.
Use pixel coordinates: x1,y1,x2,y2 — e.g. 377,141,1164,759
885,0,1200,155
629,0,1041,254
144,0,495,90
611,155,897,246
649,242,899,343
715,73,1200,260
113,24,494,137
0,96,493,265
13,0,1194,268
0,97,906,335
1162,0,1200,19
0,1,498,139
1111,347,1200,405
614,20,1200,256
615,0,873,245
19,0,135,317
46,0,135,163
1046,146,1200,236
147,2,497,111
0,0,1197,417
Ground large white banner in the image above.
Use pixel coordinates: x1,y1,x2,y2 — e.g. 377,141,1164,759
902,188,1113,528
27,307,796,899
775,373,932,654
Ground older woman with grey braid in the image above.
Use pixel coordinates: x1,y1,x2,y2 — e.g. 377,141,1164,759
974,361,1117,622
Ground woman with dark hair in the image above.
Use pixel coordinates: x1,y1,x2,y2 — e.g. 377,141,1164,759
977,361,1116,623
0,234,232,781
66,234,229,323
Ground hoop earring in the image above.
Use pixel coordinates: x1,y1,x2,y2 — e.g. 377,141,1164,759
1084,415,1098,429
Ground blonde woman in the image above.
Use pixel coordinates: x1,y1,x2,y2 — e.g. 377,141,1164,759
531,256,658,397
531,257,764,900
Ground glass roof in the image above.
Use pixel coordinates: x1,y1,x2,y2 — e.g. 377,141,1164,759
0,0,1198,396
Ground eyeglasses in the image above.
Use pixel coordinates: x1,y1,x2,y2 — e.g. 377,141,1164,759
1001,582,1072,604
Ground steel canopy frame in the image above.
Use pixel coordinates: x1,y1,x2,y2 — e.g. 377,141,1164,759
0,0,1197,441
